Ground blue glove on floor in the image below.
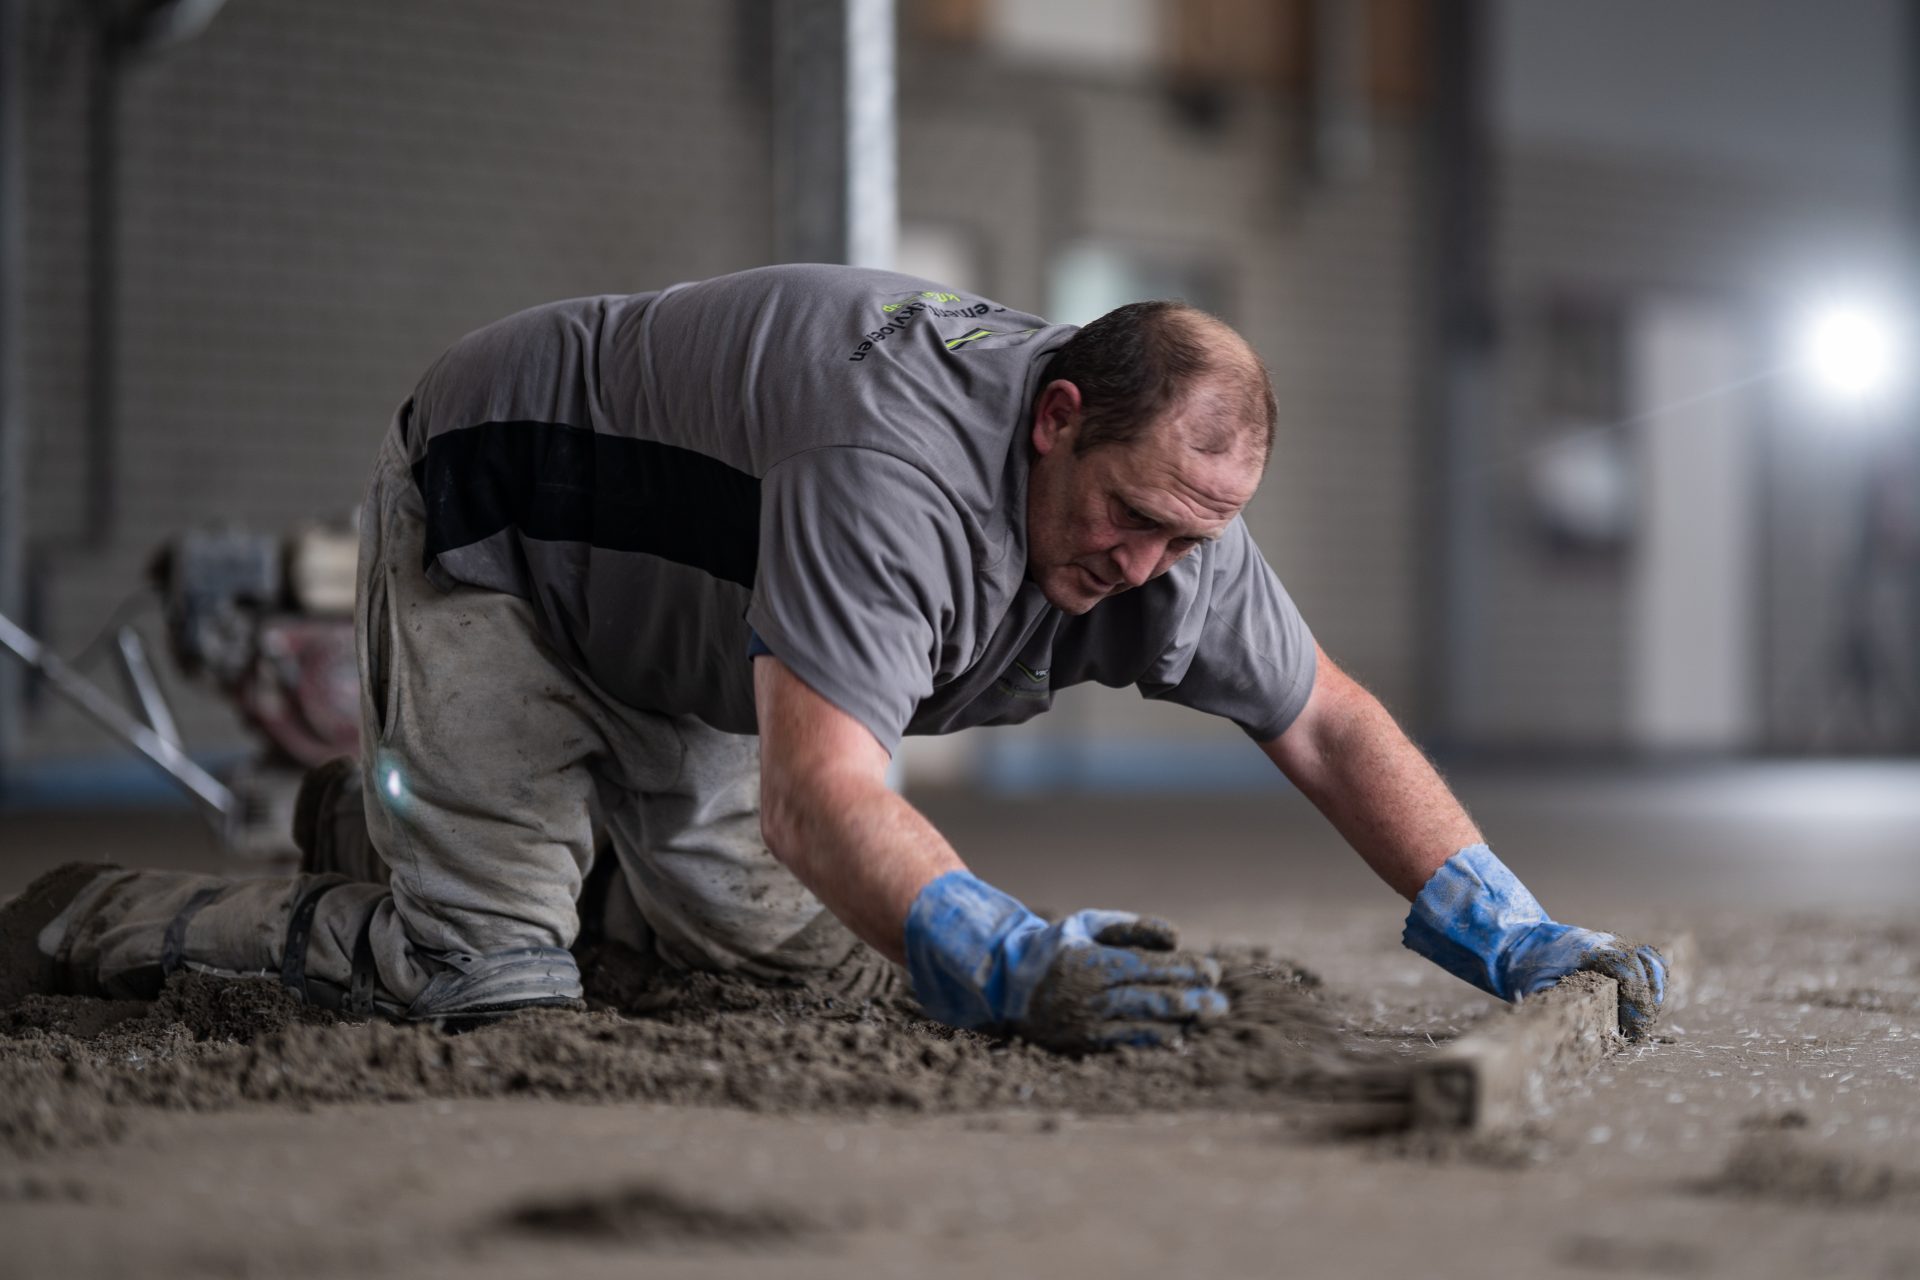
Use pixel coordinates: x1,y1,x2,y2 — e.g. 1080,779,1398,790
904,870,1228,1053
1403,844,1667,1039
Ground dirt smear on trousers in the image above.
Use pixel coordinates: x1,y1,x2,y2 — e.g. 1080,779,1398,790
1,943,1405,1156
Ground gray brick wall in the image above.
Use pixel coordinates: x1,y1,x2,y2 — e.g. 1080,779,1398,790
15,0,776,763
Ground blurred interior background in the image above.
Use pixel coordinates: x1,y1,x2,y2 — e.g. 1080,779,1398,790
2,0,1919,856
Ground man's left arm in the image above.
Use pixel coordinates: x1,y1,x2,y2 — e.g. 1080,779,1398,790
1257,643,1479,901
1260,643,1668,1038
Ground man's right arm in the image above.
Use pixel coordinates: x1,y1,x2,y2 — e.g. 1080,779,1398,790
753,653,1227,1050
753,653,961,965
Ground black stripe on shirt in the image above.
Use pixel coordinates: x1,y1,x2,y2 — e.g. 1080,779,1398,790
412,420,762,589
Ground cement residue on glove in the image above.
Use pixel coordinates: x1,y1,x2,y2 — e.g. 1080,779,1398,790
1403,844,1668,1039
903,871,1228,1053
1016,916,1226,1054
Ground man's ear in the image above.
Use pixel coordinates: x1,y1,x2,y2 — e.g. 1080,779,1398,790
1030,379,1081,457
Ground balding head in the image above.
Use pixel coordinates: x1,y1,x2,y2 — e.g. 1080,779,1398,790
1041,301,1276,464
1022,302,1272,615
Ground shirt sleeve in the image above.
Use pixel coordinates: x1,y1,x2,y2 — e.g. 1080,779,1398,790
1137,516,1318,741
745,446,972,752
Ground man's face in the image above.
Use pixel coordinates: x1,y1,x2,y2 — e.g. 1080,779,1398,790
1024,380,1263,614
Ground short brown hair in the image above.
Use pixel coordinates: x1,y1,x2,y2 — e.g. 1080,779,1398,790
1043,301,1275,460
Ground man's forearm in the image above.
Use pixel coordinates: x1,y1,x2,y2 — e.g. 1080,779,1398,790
760,766,965,965
1261,652,1668,1035
753,655,967,964
1262,656,1481,900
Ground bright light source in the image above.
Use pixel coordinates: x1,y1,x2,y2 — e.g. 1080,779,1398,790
1799,303,1901,404
385,768,402,799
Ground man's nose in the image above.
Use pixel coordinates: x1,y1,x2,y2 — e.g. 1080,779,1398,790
1110,535,1161,588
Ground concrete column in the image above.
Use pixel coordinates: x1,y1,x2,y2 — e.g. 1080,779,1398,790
1418,0,1494,749
772,0,897,269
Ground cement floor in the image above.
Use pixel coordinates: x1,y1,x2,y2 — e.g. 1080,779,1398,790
3,762,1918,1279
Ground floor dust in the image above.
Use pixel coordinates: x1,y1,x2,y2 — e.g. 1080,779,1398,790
1360,1122,1552,1168
1553,1232,1711,1275
0,1171,97,1205
1792,987,1920,1016
0,942,1401,1157
500,1180,814,1247
1695,1132,1920,1207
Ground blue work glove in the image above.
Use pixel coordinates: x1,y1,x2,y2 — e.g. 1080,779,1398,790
904,870,1228,1053
1403,844,1667,1039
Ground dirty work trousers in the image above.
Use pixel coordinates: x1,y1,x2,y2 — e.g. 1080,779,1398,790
42,416,879,1014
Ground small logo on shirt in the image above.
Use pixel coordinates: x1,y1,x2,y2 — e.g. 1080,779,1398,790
883,292,964,310
996,660,1051,702
846,293,1007,362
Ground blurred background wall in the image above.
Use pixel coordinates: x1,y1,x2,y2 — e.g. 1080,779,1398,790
5,0,782,794
1,0,1915,807
1486,0,1913,757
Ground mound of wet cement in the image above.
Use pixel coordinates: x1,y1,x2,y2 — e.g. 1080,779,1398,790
0,944,1403,1155
1695,1133,1920,1208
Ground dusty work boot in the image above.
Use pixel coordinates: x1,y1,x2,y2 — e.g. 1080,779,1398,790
402,946,586,1027
292,756,386,885
0,861,117,1008
269,876,584,1025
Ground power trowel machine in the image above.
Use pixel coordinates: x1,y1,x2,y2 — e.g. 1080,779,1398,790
0,522,360,857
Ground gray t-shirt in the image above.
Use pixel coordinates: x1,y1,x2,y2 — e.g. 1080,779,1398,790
404,264,1316,750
